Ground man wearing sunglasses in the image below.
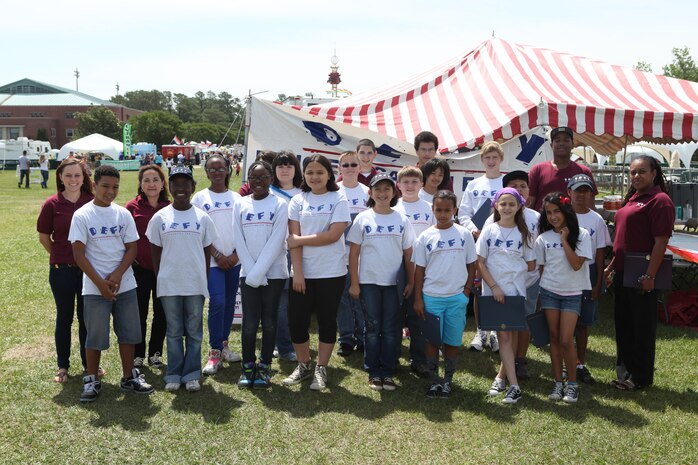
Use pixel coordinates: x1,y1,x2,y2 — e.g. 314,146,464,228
338,139,379,187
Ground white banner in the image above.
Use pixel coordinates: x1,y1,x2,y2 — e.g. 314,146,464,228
246,97,553,203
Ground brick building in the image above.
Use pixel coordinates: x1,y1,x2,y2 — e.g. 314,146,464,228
0,78,142,148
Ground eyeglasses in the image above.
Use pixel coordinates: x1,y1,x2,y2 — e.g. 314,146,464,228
248,175,271,182
206,167,227,173
341,163,359,168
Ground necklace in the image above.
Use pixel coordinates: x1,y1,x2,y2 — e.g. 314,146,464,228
497,224,519,254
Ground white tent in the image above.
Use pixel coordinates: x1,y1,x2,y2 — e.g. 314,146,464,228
58,134,123,161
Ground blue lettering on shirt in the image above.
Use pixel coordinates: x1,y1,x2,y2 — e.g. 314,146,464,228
89,225,124,236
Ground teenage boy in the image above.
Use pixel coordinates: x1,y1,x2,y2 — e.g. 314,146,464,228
336,151,370,356
460,141,505,353
528,126,597,210
69,165,154,402
567,173,611,385
484,170,541,379
413,131,454,192
337,139,379,186
413,190,476,397
394,166,435,377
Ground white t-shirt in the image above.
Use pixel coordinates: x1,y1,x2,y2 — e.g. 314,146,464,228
418,188,434,205
476,223,535,298
191,188,240,267
535,228,593,294
338,182,369,265
459,174,503,231
232,194,289,287
146,205,217,298
412,224,477,297
484,207,541,287
270,185,301,203
347,209,415,285
68,201,139,296
575,210,611,265
288,190,351,279
394,198,435,241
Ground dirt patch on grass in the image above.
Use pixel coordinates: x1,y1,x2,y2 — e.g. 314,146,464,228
2,337,53,361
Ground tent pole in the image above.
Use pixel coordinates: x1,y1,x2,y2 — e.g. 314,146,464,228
620,134,629,196
242,90,252,182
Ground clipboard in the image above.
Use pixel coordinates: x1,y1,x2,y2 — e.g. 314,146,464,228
622,253,673,290
422,312,442,346
526,311,550,348
470,198,492,231
476,296,527,331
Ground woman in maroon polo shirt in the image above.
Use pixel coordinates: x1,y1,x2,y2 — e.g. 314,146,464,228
37,158,93,383
605,155,674,390
125,165,170,369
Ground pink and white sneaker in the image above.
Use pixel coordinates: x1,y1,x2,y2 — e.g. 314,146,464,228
203,349,223,375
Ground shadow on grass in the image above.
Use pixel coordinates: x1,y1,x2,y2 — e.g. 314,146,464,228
52,378,160,431
170,383,242,423
594,383,698,415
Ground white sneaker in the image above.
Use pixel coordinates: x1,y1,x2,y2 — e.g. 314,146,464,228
202,349,223,375
488,377,506,396
148,353,164,367
133,357,145,368
165,382,180,392
309,365,327,391
221,343,242,363
489,332,499,352
185,379,201,392
469,329,487,352
282,362,314,386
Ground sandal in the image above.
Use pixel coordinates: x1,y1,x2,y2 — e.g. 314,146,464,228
53,368,69,383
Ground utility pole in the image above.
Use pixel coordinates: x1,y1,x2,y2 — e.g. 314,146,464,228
74,68,80,92
116,82,120,96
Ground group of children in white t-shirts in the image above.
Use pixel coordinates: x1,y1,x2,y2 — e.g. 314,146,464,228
67,135,610,405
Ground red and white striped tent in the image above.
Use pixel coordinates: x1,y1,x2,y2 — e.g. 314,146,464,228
301,37,698,155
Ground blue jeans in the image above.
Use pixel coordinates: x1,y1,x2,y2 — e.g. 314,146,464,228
241,278,285,364
160,295,204,384
360,284,401,378
397,261,426,367
275,281,295,356
49,266,86,370
207,265,240,350
337,274,365,348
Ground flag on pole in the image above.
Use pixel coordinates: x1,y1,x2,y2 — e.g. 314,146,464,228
172,135,182,145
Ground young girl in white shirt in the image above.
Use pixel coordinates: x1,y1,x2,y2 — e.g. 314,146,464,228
347,174,414,391
418,158,450,205
191,154,242,375
535,192,593,404
283,155,350,391
476,187,535,404
232,161,289,388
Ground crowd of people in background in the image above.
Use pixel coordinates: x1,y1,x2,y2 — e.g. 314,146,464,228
35,127,675,404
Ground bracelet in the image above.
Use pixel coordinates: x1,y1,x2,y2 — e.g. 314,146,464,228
490,283,498,288
637,274,654,283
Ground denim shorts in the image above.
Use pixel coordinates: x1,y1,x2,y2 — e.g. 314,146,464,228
539,287,581,315
422,293,468,347
83,289,141,350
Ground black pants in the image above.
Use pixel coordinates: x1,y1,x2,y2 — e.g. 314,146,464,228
19,169,30,187
133,264,167,359
240,278,285,364
289,275,346,344
613,272,659,387
49,266,86,370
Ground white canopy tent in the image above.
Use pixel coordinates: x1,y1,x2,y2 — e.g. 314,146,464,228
58,134,123,161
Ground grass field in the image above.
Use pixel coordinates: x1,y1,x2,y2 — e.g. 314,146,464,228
0,167,697,464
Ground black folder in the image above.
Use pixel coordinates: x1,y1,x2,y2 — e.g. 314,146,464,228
470,198,492,231
422,312,442,346
476,295,527,331
622,253,673,290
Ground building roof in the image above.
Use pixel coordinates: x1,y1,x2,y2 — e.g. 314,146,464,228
0,78,117,107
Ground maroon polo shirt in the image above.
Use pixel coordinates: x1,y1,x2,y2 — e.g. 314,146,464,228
125,195,170,270
528,160,598,210
612,185,674,272
337,166,379,187
36,191,94,265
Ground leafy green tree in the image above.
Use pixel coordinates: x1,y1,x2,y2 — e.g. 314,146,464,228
109,90,171,111
173,93,198,122
75,106,123,140
663,47,698,82
182,122,226,144
634,61,653,73
130,111,182,149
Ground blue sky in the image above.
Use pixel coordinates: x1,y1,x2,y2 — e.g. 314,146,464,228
4,0,697,103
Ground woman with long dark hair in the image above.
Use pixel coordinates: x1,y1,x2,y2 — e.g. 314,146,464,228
605,155,674,390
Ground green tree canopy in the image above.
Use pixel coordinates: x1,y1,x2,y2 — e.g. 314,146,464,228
662,47,698,82
75,106,123,140
633,61,653,73
109,90,172,112
130,111,182,149
181,122,226,144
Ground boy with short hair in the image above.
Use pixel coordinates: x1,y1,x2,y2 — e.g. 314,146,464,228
337,139,379,186
567,173,611,385
69,165,154,402
336,151,370,356
394,166,435,376
461,141,505,353
414,131,439,167
413,190,476,397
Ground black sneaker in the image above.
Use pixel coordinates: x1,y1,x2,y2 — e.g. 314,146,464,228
503,385,522,404
576,365,596,385
411,364,430,379
80,375,101,403
337,343,354,357
426,382,443,398
440,381,452,398
120,368,155,395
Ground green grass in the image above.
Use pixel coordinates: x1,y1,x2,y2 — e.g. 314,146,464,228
0,168,697,464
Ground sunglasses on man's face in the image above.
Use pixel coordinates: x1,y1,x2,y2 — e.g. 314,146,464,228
341,163,359,168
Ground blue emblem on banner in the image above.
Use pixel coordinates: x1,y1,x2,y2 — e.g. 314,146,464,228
302,121,341,146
